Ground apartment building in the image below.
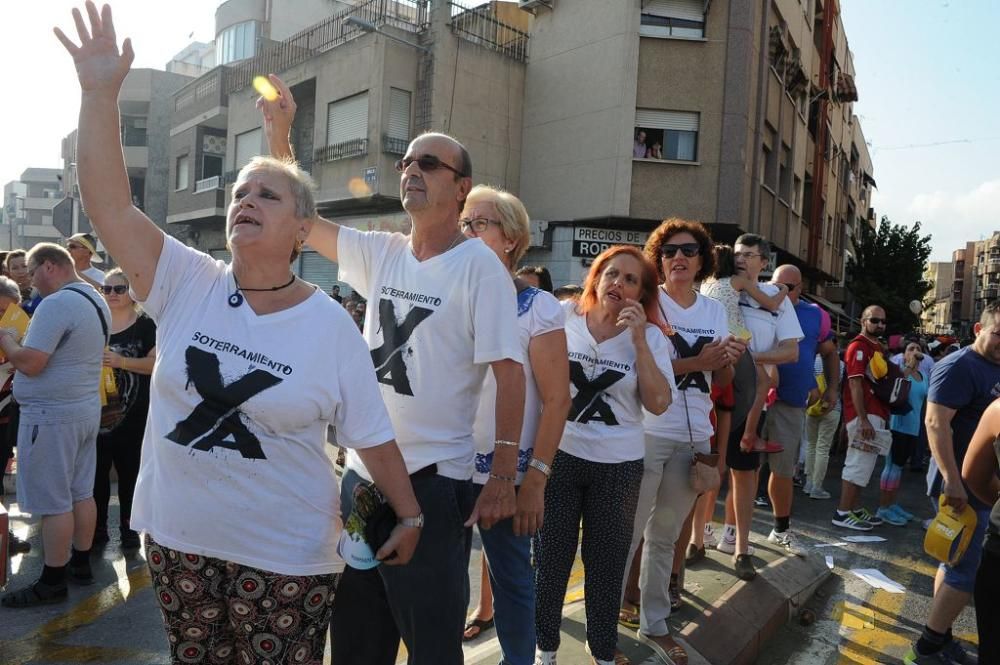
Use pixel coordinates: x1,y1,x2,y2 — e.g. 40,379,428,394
1,169,64,251
921,261,955,335
519,0,872,317
166,0,529,291
971,231,1000,322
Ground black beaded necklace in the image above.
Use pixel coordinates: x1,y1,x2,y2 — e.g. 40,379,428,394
228,274,297,308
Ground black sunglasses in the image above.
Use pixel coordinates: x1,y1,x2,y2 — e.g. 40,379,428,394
866,317,886,325
394,155,468,178
101,285,129,295
661,243,700,258
782,282,801,291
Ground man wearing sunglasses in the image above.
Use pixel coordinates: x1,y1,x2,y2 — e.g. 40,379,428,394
834,305,890,531
259,76,525,665
65,233,105,288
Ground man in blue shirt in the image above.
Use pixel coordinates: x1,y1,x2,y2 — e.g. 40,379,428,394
761,265,839,557
906,302,1000,665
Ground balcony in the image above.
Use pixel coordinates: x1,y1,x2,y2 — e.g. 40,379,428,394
382,135,408,156
315,138,368,164
194,176,223,193
123,145,148,170
172,68,229,132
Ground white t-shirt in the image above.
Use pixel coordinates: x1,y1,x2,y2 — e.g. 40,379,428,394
132,236,394,576
337,227,522,481
81,266,105,285
473,287,564,484
738,283,803,355
561,301,676,463
891,351,935,378
645,289,729,442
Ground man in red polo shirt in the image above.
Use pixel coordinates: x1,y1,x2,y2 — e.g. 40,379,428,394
833,305,891,530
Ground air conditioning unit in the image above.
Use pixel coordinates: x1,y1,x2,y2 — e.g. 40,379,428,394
518,0,552,13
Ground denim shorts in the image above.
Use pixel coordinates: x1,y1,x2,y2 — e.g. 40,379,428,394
941,507,991,594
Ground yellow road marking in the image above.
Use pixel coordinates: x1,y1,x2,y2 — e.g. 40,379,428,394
0,562,152,665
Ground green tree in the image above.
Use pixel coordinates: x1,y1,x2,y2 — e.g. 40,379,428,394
846,215,933,334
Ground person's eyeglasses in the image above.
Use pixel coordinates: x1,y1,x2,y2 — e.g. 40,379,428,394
661,243,700,258
460,217,501,234
866,317,886,325
101,285,129,295
26,264,39,277
782,282,800,291
734,251,762,259
394,155,467,178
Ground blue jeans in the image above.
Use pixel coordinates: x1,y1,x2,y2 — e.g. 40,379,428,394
473,483,536,665
330,468,474,665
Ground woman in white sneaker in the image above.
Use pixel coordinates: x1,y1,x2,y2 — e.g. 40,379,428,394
534,246,675,665
617,220,740,665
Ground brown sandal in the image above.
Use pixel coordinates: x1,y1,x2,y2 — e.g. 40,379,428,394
618,601,640,629
637,632,688,665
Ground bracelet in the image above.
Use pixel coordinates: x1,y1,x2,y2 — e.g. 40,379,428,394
121,357,128,371
489,472,516,483
494,439,519,448
528,457,552,478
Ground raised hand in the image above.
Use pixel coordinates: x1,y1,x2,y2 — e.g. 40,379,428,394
54,2,134,94
256,74,298,147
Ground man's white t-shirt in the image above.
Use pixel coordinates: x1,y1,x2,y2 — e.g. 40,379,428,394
132,236,394,576
473,287,564,484
81,266,105,285
337,227,522,481
738,283,803,355
645,290,729,442
561,300,676,463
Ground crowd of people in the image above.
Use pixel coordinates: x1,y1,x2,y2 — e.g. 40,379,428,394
0,4,996,665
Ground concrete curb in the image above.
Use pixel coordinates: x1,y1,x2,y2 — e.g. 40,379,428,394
677,554,832,665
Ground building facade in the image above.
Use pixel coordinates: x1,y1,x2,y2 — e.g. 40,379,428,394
1,169,64,251
922,261,955,335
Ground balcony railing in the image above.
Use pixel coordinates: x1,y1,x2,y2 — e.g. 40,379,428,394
225,0,429,95
382,135,408,155
315,138,368,164
195,176,223,193
448,1,529,62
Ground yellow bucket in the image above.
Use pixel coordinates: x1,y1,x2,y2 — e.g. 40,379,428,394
923,495,978,566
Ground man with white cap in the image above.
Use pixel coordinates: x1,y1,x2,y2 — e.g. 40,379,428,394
66,233,104,286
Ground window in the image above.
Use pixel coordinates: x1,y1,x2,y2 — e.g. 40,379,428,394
202,154,223,180
327,92,369,146
121,116,147,147
778,143,792,202
175,155,189,191
762,127,777,190
634,110,699,162
216,21,257,65
234,128,262,172
640,0,705,38
388,88,411,142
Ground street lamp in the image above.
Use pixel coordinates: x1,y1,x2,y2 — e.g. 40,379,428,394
344,16,430,53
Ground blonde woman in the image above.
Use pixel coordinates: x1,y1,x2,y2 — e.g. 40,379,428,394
92,268,156,549
461,185,571,664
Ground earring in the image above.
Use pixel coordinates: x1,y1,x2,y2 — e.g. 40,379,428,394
504,248,512,253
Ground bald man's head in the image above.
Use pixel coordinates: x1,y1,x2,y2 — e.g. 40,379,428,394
861,305,886,339
772,264,802,303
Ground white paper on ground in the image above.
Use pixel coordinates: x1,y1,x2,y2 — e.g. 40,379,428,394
825,555,834,570
843,535,888,543
850,568,906,593
815,542,849,548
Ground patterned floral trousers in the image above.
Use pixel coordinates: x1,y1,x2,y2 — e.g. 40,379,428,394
145,534,339,664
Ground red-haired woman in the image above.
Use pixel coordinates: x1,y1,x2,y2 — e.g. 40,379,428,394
534,245,675,665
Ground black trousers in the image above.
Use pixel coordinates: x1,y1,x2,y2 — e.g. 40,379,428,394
93,417,144,530
974,541,1000,664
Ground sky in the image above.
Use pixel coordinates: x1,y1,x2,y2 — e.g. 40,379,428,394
840,0,1000,261
1,2,995,262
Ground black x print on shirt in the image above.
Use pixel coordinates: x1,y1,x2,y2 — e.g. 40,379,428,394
568,360,625,426
166,347,282,459
370,298,434,397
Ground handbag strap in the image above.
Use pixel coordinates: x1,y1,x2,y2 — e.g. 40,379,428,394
63,285,109,343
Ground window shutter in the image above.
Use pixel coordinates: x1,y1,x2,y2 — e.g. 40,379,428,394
635,109,700,132
298,251,338,293
388,88,411,141
234,128,262,171
643,0,704,21
326,92,369,146
176,156,189,189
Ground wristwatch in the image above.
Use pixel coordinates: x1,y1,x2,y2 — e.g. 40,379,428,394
528,457,552,478
398,513,424,528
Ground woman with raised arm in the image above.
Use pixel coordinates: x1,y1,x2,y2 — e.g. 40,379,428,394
56,4,421,661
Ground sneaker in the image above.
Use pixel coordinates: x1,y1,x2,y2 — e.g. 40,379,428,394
768,529,808,556
855,507,884,527
120,529,141,550
734,553,756,580
876,506,907,526
810,488,832,500
703,523,719,548
903,646,960,664
534,651,557,665
942,639,977,664
891,504,916,522
754,495,770,508
717,537,755,556
9,531,31,554
802,480,814,495
832,511,874,531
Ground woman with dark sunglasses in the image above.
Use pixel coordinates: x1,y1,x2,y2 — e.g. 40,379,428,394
92,268,156,549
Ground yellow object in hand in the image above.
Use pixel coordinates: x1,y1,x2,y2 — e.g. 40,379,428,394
253,75,280,102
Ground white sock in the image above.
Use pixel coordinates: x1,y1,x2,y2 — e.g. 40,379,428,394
704,523,714,534
723,524,736,541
